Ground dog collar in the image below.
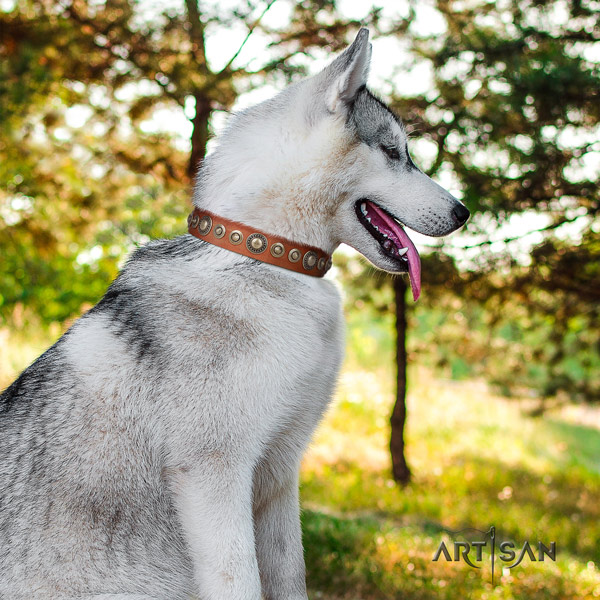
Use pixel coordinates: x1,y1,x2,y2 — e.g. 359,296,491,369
187,208,332,277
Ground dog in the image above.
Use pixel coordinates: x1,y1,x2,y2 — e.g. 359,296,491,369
0,28,468,599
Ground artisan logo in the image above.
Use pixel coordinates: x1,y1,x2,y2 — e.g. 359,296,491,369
432,526,556,584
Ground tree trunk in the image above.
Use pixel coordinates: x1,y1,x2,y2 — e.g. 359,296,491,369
390,275,411,484
187,93,211,180
184,0,210,181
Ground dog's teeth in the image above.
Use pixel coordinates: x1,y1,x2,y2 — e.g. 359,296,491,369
366,217,371,222
361,203,367,214
398,247,408,256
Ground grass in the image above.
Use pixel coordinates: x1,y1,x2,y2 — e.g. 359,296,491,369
301,362,600,599
2,326,599,599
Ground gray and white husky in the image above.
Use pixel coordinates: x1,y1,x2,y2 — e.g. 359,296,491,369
0,29,468,599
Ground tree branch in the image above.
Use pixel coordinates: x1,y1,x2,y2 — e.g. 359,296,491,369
218,0,279,75
64,3,184,105
420,214,588,250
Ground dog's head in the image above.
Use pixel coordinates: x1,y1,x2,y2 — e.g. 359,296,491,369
307,28,469,299
197,28,469,299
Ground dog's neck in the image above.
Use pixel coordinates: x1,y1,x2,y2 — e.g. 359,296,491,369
191,194,338,256
187,207,332,277
191,100,352,255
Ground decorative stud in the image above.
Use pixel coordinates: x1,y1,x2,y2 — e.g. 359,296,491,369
214,224,226,238
198,215,212,235
288,248,301,263
187,214,193,228
247,233,267,254
317,257,326,271
325,258,333,272
190,214,200,229
229,230,243,245
270,243,285,258
303,251,318,270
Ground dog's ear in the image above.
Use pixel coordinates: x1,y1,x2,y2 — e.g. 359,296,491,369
317,28,371,114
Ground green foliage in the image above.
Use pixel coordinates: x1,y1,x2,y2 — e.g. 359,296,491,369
381,0,599,402
399,0,599,217
339,249,600,402
417,246,600,401
1,0,193,324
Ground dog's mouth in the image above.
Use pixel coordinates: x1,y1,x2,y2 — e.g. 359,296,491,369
355,199,422,301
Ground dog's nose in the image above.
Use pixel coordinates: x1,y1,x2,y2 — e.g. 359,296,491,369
452,203,470,226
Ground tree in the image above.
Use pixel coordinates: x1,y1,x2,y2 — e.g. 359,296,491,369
392,0,599,403
390,275,411,483
0,0,375,324
338,0,599,480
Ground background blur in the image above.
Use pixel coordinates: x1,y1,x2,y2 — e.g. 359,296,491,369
1,0,599,597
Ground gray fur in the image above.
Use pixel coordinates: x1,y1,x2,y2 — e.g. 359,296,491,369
1,233,343,599
349,87,418,171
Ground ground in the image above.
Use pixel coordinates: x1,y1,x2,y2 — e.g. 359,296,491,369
301,364,600,600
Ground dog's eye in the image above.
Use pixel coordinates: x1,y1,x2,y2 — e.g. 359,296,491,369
381,145,400,161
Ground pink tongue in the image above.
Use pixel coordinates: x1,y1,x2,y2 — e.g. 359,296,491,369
367,202,422,301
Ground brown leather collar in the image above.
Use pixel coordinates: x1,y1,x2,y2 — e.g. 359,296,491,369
187,208,332,277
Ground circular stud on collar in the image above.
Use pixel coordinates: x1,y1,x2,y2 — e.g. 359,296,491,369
190,214,200,229
303,251,318,270
229,230,243,245
214,224,226,239
317,257,326,271
270,242,285,258
247,233,267,254
325,258,333,272
288,249,301,263
198,215,212,235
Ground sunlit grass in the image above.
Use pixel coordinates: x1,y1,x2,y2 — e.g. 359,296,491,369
301,361,600,599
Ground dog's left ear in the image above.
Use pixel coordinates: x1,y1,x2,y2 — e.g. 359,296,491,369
317,28,371,114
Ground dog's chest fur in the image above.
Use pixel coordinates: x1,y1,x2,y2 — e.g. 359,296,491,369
0,235,344,597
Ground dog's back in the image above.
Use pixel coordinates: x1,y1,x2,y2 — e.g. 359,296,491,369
0,236,344,598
